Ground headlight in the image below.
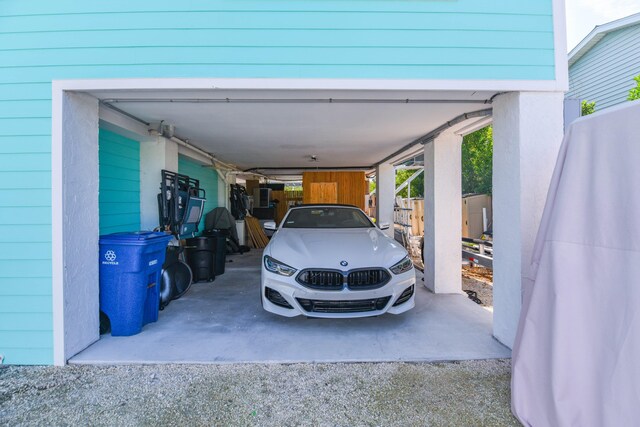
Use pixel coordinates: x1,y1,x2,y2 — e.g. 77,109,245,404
264,255,297,277
390,256,413,275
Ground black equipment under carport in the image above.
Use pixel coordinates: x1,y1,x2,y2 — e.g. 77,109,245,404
202,228,230,275
229,184,249,220
203,207,250,256
185,237,217,282
156,169,205,307
159,245,193,310
157,169,206,239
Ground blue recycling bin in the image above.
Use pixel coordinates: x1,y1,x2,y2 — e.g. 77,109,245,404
99,231,173,336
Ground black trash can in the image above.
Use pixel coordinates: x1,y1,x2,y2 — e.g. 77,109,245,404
185,237,216,282
204,229,228,275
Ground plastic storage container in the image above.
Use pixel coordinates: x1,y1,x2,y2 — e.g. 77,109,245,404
99,231,172,336
204,229,228,275
185,237,216,282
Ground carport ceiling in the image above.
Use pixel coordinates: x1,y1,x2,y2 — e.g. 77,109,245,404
91,89,496,171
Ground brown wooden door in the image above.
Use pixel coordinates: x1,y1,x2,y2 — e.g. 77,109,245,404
307,182,338,204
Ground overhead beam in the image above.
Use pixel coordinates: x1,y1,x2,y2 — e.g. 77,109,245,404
102,98,492,105
375,108,493,167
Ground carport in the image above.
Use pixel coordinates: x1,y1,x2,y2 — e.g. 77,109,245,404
51,79,564,365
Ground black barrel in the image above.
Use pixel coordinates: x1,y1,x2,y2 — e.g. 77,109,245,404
185,237,216,282
203,229,228,275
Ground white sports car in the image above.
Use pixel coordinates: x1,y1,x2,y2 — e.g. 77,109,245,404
261,205,416,318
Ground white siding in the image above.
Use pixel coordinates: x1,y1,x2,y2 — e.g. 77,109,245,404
568,24,640,110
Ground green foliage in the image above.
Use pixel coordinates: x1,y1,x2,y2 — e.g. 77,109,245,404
395,169,424,198
392,126,493,198
461,126,493,195
284,183,302,192
628,75,640,101
581,100,596,116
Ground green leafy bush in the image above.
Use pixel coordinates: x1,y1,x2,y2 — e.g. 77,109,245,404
461,127,493,195
628,75,640,101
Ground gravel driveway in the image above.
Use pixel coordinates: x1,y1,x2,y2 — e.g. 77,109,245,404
1,360,518,426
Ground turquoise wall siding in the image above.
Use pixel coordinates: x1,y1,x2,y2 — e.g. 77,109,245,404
568,23,640,110
0,1,556,81
178,155,219,234
99,129,141,235
0,81,52,363
0,0,556,364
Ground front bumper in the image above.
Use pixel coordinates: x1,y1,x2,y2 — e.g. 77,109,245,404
261,266,416,318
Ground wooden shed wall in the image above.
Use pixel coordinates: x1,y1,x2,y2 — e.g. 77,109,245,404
302,171,366,210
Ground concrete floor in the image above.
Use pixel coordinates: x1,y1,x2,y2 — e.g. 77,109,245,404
71,250,510,364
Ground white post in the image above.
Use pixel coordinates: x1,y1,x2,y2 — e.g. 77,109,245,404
492,91,565,348
218,172,228,209
375,163,395,238
139,137,178,230
55,92,100,364
423,129,463,294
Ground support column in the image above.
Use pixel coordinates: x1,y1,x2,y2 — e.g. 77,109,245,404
218,172,228,209
492,91,564,348
139,136,178,230
55,91,100,364
423,129,462,294
375,163,395,238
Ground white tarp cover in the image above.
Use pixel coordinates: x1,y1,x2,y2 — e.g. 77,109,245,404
512,101,640,426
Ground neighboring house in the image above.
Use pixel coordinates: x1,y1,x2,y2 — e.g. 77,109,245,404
0,1,568,365
568,12,640,110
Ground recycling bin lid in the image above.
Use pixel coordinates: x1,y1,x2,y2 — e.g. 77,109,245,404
100,231,172,244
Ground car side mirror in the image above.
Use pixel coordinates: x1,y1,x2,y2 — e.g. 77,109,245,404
264,221,277,231
379,222,390,231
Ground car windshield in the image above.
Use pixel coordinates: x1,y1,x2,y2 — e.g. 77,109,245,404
283,207,374,229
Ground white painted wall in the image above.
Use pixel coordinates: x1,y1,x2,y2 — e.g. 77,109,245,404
423,129,463,294
218,174,227,209
492,91,565,349
60,92,100,361
140,137,178,230
375,163,395,238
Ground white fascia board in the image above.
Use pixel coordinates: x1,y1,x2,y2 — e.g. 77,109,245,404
569,12,640,66
56,77,566,93
553,0,569,91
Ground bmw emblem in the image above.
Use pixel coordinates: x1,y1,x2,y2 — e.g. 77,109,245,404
340,260,348,267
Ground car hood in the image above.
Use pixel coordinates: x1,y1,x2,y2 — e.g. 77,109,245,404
267,227,408,270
